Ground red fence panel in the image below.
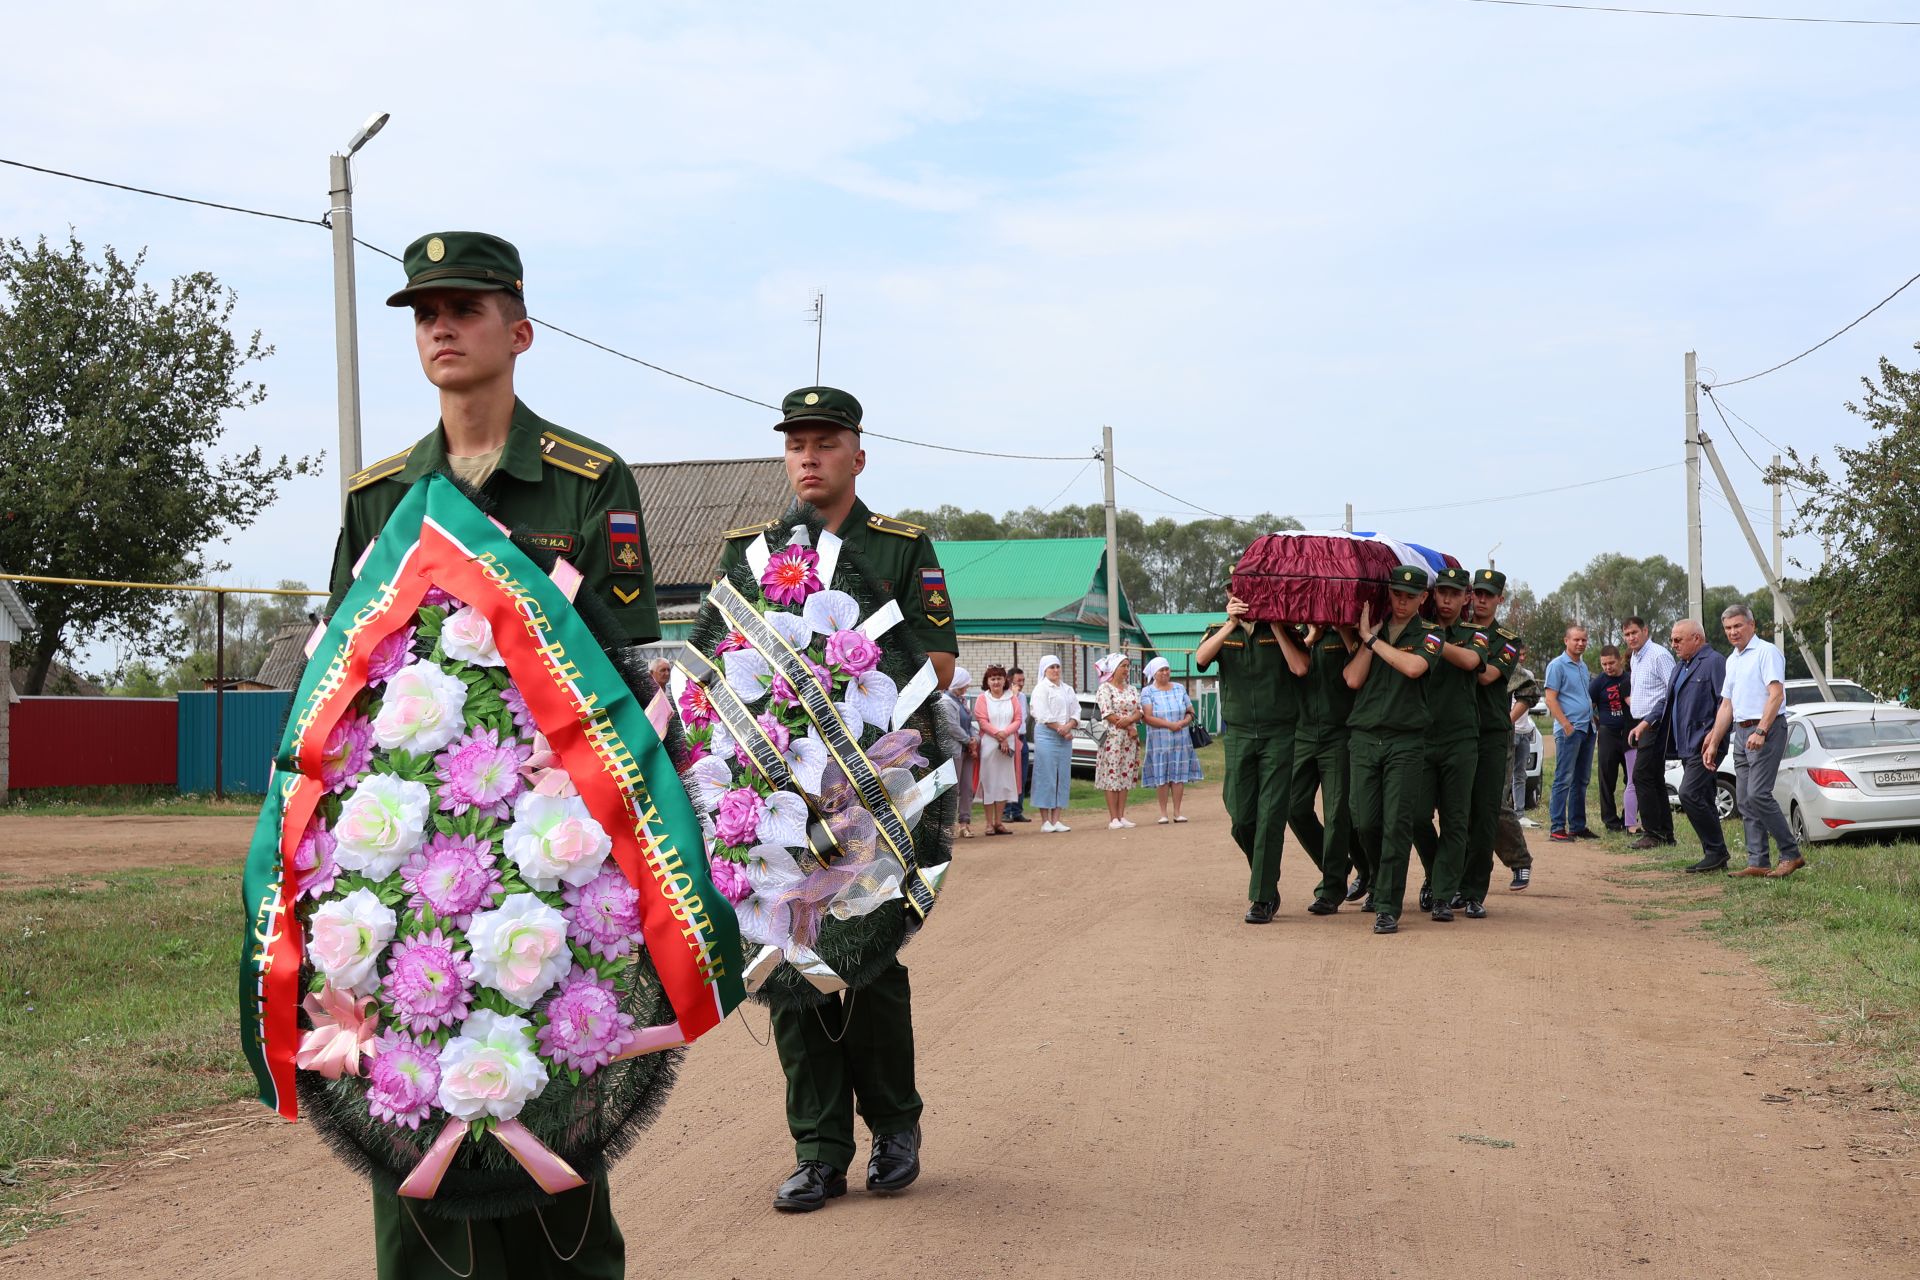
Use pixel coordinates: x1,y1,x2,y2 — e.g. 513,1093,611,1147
9,697,178,788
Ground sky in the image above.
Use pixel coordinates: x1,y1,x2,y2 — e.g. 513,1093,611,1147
4,0,1918,670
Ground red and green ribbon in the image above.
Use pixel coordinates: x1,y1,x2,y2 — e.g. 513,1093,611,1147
239,475,743,1120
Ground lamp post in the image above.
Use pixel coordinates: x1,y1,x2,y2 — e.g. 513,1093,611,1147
329,111,389,504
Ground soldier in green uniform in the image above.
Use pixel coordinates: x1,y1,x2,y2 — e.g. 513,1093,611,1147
1408,567,1494,922
1344,566,1442,935
1287,622,1362,914
1194,593,1305,924
715,386,957,1214
327,233,645,1279
1461,570,1527,913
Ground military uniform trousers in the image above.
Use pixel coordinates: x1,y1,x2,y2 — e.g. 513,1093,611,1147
1286,725,1359,904
1347,729,1431,919
1411,736,1479,904
772,957,922,1172
1222,724,1294,905
373,1174,621,1280
1464,730,1526,901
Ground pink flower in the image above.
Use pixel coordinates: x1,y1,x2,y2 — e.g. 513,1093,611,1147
296,983,381,1079
518,732,578,798
714,788,766,848
501,683,537,737
760,546,823,606
754,713,792,757
434,727,530,820
825,629,882,676
440,606,504,667
678,682,715,729
708,854,753,905
365,626,417,686
536,968,637,1075
466,895,572,1008
321,711,374,794
401,834,502,928
307,888,396,994
563,867,642,960
767,675,797,707
421,585,462,610
293,818,338,901
685,737,710,765
383,929,475,1034
366,1032,440,1129
715,629,751,655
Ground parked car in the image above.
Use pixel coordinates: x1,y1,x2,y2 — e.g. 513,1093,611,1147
1664,685,1901,821
1072,694,1100,777
1774,705,1920,844
1783,678,1877,707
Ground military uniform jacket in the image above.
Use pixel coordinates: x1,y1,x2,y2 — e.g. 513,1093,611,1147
1475,623,1524,734
1196,622,1299,733
1297,627,1356,732
717,498,959,657
1427,618,1490,744
328,399,661,644
1346,616,1442,736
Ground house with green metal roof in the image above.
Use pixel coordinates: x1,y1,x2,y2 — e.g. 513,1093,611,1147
935,537,1152,691
1137,612,1230,679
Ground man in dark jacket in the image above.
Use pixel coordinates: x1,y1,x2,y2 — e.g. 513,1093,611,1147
1666,618,1731,872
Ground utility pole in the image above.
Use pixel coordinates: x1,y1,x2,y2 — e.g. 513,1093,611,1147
1695,429,1834,701
1771,454,1785,643
1101,425,1121,655
1685,351,1703,622
809,292,824,384
329,111,390,504
1343,503,1353,534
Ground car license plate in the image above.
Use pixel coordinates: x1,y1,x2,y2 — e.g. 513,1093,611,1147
1875,769,1920,787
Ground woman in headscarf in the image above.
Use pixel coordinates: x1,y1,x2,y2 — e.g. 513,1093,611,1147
939,666,979,837
1094,653,1144,829
1139,655,1203,823
973,664,1023,835
1027,654,1079,832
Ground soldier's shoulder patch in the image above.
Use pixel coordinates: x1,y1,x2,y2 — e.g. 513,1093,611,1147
607,510,645,574
919,566,951,625
722,518,780,540
539,430,615,480
1421,630,1444,655
348,449,410,492
868,512,926,539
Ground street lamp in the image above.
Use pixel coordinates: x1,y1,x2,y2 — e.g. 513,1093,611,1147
329,111,390,503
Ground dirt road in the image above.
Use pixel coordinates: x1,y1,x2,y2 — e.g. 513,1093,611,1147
0,815,254,887
4,807,1917,1278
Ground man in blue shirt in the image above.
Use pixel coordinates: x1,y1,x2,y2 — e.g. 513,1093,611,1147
1543,625,1597,847
1588,645,1631,832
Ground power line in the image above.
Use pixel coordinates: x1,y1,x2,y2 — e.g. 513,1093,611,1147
0,156,326,226
1112,463,1231,519
1463,0,1920,25
940,459,1099,567
1710,267,1920,388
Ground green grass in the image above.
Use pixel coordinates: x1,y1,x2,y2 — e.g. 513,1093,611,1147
1543,750,1920,1101
1,785,259,818
0,868,254,1241
1063,737,1226,813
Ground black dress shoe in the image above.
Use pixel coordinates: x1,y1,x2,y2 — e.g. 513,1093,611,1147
1630,835,1664,850
1683,858,1730,874
1344,877,1370,904
867,1124,921,1193
1244,900,1277,924
1463,900,1487,919
1430,903,1454,922
1372,913,1398,935
774,1160,848,1211
1604,820,1628,832
1447,893,1466,911
1418,882,1433,912
1307,897,1339,915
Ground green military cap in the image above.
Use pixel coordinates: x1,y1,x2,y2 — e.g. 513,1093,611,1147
386,232,525,306
1434,566,1472,591
1386,564,1429,594
1472,568,1508,594
776,386,863,434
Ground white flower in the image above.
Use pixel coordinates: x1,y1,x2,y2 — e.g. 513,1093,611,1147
735,843,805,951
756,791,809,847
440,606,505,667
332,774,431,880
503,792,611,891
306,887,396,995
844,669,898,731
786,733,828,796
436,1010,549,1121
687,755,735,814
722,648,771,704
802,590,860,637
835,701,866,740
766,610,813,651
372,660,469,754
465,893,573,1008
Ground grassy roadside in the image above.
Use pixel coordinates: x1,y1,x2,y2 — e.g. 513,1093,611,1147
2,785,259,818
0,868,253,1242
1546,752,1920,1100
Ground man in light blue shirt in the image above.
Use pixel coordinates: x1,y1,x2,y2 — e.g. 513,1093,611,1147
1543,624,1597,848
1705,602,1803,877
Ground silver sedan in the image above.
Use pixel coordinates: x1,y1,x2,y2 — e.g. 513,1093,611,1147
1774,706,1920,845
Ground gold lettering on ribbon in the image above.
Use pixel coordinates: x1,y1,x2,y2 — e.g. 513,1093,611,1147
250,877,286,1048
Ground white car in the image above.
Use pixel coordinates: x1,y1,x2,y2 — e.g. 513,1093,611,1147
1664,680,1894,821
1775,705,1920,844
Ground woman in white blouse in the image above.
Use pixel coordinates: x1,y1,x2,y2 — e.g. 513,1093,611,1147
1028,655,1080,833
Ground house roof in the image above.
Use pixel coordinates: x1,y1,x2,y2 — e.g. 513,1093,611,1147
0,582,33,641
1139,612,1230,677
935,537,1146,639
253,622,314,691
630,457,790,589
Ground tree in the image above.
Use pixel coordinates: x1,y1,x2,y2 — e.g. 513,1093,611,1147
1539,552,1689,648
892,502,1301,615
1773,345,1920,702
0,233,315,692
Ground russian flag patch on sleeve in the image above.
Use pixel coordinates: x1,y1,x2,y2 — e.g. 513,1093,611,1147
607,510,644,574
1422,630,1443,655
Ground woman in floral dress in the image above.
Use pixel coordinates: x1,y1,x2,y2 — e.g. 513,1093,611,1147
1094,653,1144,830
